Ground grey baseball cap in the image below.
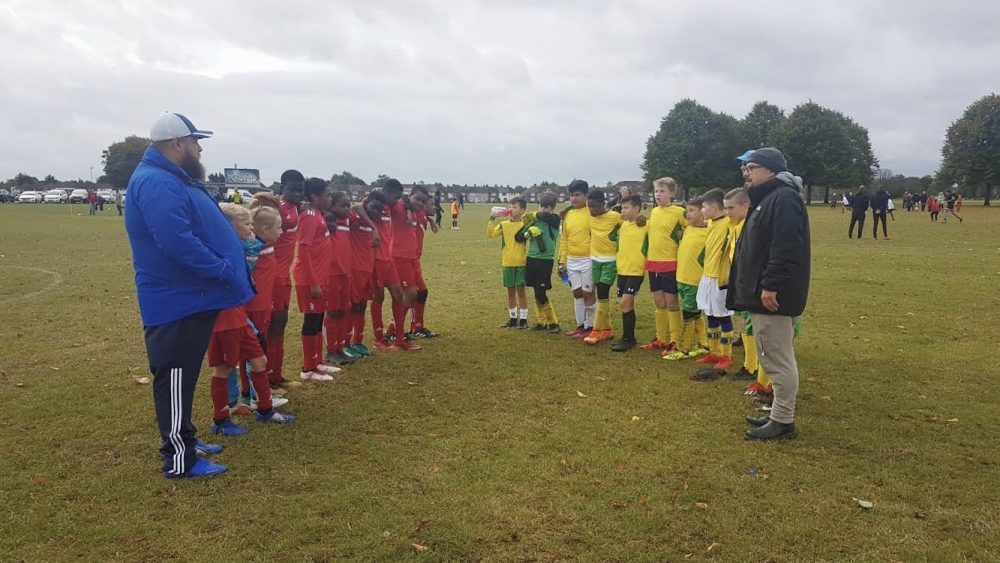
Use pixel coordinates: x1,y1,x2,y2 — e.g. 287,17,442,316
150,112,213,142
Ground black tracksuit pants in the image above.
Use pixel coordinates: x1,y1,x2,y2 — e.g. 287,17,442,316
872,210,888,238
849,212,866,239
144,309,219,475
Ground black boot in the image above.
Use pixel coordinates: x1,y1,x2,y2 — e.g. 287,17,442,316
745,420,797,441
729,367,756,381
610,339,635,352
745,416,769,427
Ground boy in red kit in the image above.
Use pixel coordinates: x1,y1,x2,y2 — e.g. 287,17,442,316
323,192,357,366
294,178,340,381
208,204,295,437
406,186,439,338
267,170,305,387
383,179,422,351
235,206,288,410
346,191,384,357
370,183,413,351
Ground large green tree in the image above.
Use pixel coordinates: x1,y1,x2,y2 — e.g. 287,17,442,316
741,101,786,148
330,171,367,187
13,173,38,186
102,135,151,189
642,99,744,199
937,93,1000,206
773,102,876,204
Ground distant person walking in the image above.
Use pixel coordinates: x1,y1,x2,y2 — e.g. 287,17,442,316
458,192,465,210
125,112,254,479
847,186,869,239
870,188,890,240
87,189,98,215
728,147,810,441
433,189,444,226
116,191,124,216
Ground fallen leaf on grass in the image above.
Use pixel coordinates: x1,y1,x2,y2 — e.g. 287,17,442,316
820,395,832,401
415,519,431,531
707,542,723,551
412,542,429,553
406,381,418,386
595,376,606,381
695,502,709,510
631,416,640,422
852,497,874,509
946,418,959,423
612,501,627,509
134,377,150,385
16,382,24,387
576,390,588,398
50,366,60,371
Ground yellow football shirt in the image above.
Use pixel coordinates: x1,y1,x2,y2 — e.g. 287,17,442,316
616,220,649,276
487,218,527,267
589,210,623,261
557,207,591,263
702,215,731,281
646,205,688,271
676,224,709,286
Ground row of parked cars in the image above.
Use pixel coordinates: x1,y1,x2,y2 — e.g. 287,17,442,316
0,188,118,204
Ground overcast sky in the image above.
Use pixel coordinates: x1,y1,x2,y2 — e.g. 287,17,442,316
2,0,998,186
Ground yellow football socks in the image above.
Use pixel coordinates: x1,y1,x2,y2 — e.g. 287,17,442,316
695,315,708,348
655,307,669,343
742,333,758,373
667,308,682,344
680,316,696,352
596,299,611,331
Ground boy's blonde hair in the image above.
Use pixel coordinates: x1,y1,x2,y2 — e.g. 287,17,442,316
724,187,750,204
653,177,678,193
251,206,280,229
219,202,250,223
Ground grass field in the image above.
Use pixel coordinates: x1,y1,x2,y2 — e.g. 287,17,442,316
1,201,999,562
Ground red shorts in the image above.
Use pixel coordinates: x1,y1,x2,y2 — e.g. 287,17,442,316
246,309,271,339
352,269,374,303
393,257,417,288
413,260,427,291
272,278,292,311
374,258,399,288
208,325,265,368
327,274,351,312
296,283,328,314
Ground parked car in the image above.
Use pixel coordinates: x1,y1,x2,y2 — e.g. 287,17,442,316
69,189,89,204
17,191,43,203
97,189,116,204
43,189,69,203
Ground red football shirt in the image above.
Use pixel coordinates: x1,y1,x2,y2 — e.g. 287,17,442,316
245,245,277,313
390,199,418,259
329,216,353,275
374,203,394,261
293,208,331,287
274,199,299,279
349,209,376,272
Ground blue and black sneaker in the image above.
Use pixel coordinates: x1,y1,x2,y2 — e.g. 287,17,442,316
211,420,249,437
194,440,223,456
164,457,227,479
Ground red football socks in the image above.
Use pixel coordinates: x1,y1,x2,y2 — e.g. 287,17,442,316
250,370,271,412
210,377,230,423
267,335,284,383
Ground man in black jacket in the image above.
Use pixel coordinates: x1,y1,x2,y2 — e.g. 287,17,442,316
870,188,890,239
727,147,810,441
848,186,869,239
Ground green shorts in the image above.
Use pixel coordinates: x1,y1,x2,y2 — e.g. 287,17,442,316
591,260,617,286
677,282,699,313
502,266,526,288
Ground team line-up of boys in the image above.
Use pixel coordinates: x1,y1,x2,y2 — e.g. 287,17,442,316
486,168,776,398
205,171,443,436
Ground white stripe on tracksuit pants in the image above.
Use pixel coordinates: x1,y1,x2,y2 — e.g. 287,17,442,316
145,309,218,475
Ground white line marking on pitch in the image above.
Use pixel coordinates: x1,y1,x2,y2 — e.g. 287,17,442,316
0,266,64,305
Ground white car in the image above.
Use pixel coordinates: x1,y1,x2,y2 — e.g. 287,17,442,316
97,189,116,204
224,188,254,203
43,189,68,203
17,191,43,203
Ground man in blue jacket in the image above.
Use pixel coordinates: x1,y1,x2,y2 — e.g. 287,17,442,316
125,113,255,478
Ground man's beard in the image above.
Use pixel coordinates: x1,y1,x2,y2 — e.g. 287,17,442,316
179,154,206,182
